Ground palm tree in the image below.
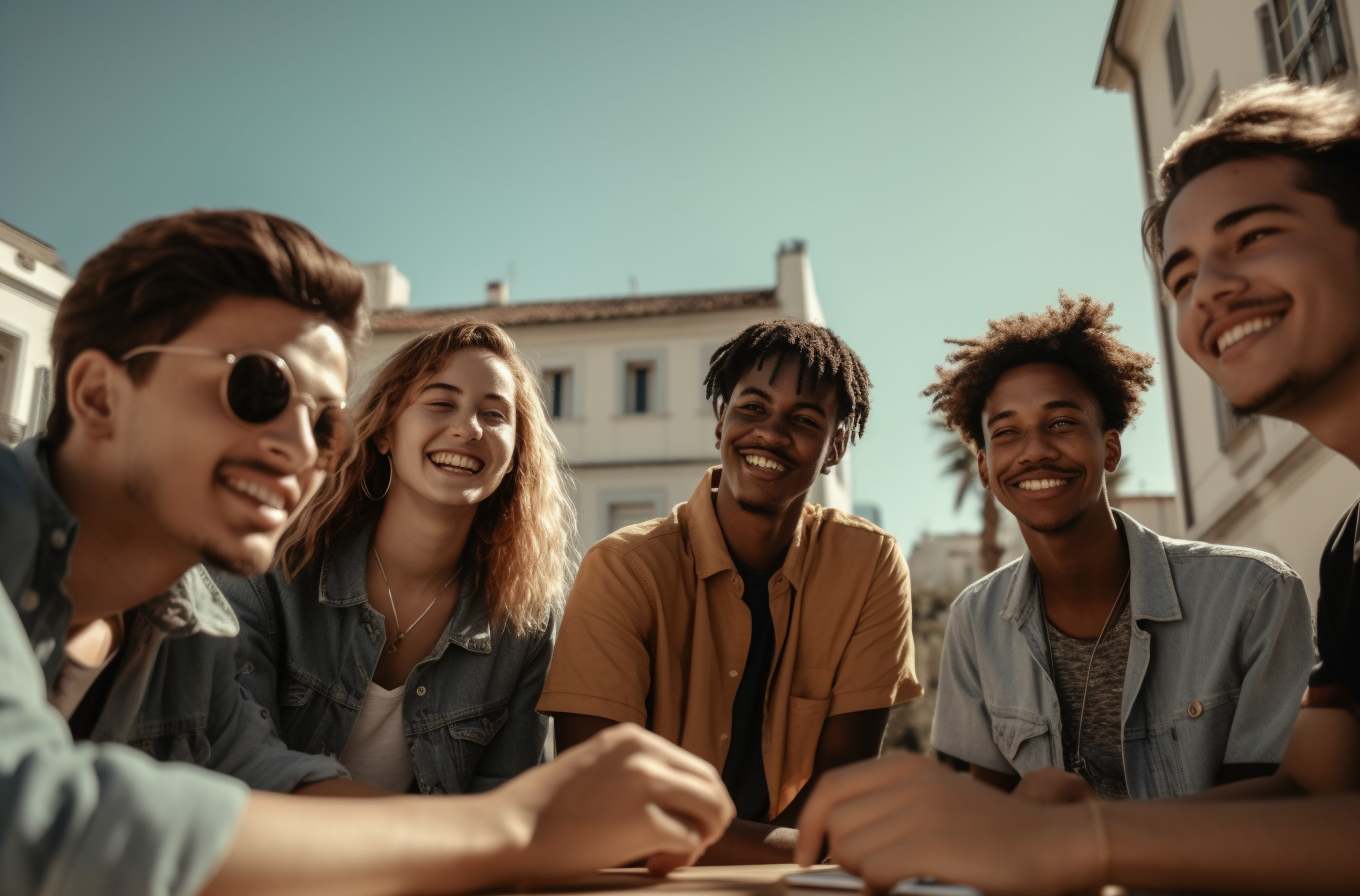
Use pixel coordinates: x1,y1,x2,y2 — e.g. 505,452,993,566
938,427,1003,575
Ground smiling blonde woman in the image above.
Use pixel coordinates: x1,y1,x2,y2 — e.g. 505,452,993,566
214,321,576,793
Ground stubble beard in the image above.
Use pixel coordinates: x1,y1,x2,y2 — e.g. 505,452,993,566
123,459,270,579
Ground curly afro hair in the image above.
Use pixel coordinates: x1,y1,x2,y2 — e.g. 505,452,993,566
705,318,871,443
923,293,1154,449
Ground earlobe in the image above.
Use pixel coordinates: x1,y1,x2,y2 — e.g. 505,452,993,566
976,447,991,490
65,350,122,440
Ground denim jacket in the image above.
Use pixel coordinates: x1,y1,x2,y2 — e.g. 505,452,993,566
216,519,557,794
0,439,344,896
931,510,1315,799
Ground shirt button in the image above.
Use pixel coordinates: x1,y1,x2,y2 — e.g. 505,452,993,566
729,669,739,678
1187,700,1204,719
416,686,427,696
19,590,40,612
50,529,68,550
260,709,269,719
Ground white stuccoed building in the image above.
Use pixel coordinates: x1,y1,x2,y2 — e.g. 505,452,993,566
354,243,852,548
0,220,71,446
1096,0,1360,601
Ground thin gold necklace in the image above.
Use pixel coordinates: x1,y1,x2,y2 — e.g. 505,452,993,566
372,547,457,654
1069,568,1131,777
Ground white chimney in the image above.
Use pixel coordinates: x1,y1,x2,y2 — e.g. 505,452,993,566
775,240,824,324
359,262,411,311
486,280,509,306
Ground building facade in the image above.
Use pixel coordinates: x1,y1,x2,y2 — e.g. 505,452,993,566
0,220,71,446
1096,0,1360,601
355,243,852,547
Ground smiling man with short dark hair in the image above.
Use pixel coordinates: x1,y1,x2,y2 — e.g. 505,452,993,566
541,318,919,865
923,293,1313,801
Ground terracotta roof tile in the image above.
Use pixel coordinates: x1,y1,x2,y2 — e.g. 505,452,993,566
372,288,778,332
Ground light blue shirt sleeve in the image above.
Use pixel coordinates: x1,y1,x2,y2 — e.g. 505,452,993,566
930,594,1014,775
0,584,248,896
1223,569,1315,764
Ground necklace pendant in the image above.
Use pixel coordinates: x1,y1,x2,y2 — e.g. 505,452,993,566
1072,755,1088,776
388,633,406,654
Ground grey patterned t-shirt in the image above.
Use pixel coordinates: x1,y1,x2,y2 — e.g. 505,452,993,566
1046,599,1132,801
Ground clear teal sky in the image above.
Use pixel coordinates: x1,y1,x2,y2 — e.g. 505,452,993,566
0,0,1173,550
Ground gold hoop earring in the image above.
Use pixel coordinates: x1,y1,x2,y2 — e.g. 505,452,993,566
360,453,393,501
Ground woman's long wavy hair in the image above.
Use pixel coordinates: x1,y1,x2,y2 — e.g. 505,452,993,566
278,321,576,634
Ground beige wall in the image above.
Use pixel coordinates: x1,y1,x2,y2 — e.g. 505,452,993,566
0,238,69,441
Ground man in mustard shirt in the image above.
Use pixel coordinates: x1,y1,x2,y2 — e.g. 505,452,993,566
540,319,920,865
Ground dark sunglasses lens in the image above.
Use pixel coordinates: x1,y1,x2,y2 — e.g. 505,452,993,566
226,354,292,423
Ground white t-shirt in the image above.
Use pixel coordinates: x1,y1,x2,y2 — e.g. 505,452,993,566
48,615,124,720
339,681,415,793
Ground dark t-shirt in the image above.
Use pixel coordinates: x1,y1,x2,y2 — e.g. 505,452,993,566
1311,499,1360,701
721,559,776,821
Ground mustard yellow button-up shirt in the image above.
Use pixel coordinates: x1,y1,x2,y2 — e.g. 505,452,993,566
539,468,920,819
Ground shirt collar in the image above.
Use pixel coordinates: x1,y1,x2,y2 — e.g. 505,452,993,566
684,466,812,591
17,439,237,639
1000,507,1182,625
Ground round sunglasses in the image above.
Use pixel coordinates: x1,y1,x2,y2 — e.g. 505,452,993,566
119,344,350,458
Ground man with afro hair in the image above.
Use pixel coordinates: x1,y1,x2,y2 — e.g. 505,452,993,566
540,319,920,865
922,293,1312,803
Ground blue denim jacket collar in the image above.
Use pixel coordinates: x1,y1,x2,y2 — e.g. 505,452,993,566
316,519,492,655
999,509,1184,628
10,440,237,680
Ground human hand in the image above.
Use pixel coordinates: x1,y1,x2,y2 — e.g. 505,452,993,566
795,753,1099,896
1012,768,1095,805
493,723,735,884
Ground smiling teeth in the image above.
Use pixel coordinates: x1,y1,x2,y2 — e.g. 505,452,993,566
226,478,285,510
430,451,482,472
1016,479,1066,491
744,454,786,472
1217,315,1282,355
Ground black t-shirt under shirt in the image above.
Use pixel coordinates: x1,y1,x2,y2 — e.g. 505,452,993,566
1311,499,1360,701
721,559,777,822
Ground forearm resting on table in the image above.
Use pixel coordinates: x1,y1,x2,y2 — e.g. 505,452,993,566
202,790,519,896
1104,795,1360,894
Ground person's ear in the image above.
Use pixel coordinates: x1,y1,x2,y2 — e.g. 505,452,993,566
713,399,726,450
821,423,849,474
1104,429,1123,474
65,350,122,441
976,445,992,490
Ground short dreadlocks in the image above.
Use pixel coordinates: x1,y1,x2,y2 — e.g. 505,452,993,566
704,319,872,442
923,293,1154,449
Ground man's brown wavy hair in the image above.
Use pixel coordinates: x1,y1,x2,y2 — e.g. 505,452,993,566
47,209,368,444
923,293,1154,449
1143,78,1360,267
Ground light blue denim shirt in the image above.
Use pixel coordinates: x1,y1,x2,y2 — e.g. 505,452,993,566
0,438,343,896
215,518,557,794
931,510,1315,799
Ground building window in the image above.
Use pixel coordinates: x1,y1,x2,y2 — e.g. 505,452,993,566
1259,0,1349,84
543,368,572,419
625,361,654,414
1212,384,1253,450
609,500,658,532
1165,10,1189,108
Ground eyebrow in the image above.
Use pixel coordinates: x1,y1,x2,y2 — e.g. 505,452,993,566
421,383,511,404
985,399,1084,429
1160,202,1298,284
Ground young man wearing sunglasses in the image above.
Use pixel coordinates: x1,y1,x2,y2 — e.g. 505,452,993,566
2,210,733,896
796,81,1360,895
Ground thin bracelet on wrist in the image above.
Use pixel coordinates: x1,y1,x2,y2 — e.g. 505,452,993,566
1086,797,1110,887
